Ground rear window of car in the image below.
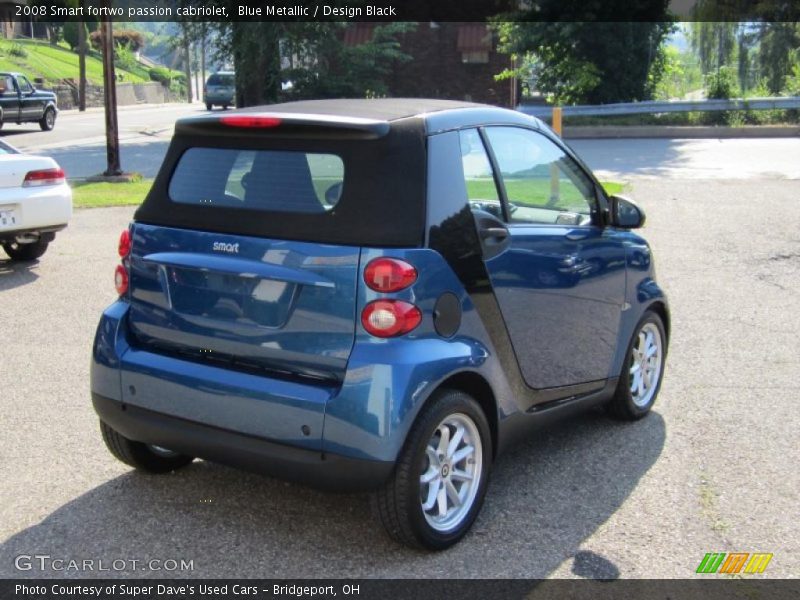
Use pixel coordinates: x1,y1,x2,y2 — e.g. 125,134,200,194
207,74,234,86
168,148,344,213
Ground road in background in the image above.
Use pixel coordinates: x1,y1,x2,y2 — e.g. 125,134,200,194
3,103,800,181
1,103,203,179
569,137,800,180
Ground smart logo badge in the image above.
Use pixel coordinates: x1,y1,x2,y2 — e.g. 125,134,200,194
696,552,773,574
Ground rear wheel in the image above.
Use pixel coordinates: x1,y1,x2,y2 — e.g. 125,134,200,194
39,107,56,131
607,311,667,420
205,102,213,111
372,389,492,550
2,239,49,261
100,420,194,473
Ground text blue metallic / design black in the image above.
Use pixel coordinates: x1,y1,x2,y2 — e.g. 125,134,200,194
91,99,669,550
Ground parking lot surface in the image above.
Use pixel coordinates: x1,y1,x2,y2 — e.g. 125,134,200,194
1,178,798,578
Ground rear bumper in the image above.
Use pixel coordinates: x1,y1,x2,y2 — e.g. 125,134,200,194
0,183,72,238
93,393,394,492
204,93,234,104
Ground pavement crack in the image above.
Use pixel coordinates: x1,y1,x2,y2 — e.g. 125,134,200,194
698,470,731,541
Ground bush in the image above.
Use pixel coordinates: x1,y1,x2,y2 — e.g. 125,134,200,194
704,67,739,125
115,43,139,72
149,67,186,97
89,29,144,52
705,66,738,100
148,66,173,85
9,43,27,58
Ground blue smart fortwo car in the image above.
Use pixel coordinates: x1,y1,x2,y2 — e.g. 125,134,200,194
91,99,669,549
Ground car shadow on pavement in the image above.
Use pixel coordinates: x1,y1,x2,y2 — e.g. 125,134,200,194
0,410,665,579
0,257,39,290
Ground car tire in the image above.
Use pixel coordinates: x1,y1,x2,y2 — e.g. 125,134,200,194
607,310,667,421
39,107,56,131
205,103,213,111
100,420,194,473
2,239,49,261
372,389,492,550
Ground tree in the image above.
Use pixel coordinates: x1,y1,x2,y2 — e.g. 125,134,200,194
63,20,85,51
757,22,800,94
207,21,413,107
493,1,674,104
689,1,800,96
282,23,415,100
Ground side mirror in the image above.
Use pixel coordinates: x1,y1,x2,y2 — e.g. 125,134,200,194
609,194,645,229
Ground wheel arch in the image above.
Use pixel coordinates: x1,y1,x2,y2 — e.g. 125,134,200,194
646,300,670,344
434,371,498,461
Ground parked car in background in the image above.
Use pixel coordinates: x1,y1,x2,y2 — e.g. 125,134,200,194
0,72,58,131
0,139,71,261
91,99,669,550
203,71,235,110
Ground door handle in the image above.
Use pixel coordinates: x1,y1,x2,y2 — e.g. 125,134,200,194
566,231,590,241
480,227,509,241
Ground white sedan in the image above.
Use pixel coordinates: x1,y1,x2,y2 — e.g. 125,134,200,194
0,139,72,261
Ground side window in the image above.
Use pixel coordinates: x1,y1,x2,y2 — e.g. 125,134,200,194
17,77,33,94
458,128,503,219
1,76,15,94
484,127,597,226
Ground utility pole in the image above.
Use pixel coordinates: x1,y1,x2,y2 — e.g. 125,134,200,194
200,24,206,94
100,8,121,176
182,25,193,103
78,21,86,111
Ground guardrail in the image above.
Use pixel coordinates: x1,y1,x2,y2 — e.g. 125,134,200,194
518,96,800,118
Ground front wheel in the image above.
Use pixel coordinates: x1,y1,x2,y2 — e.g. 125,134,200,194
2,239,49,261
205,102,213,111
607,310,667,420
372,389,492,550
39,107,56,131
100,420,194,473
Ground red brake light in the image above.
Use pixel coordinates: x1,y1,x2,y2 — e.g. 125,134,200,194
23,167,65,187
114,264,129,296
364,258,417,293
118,229,131,258
219,115,281,128
361,300,421,338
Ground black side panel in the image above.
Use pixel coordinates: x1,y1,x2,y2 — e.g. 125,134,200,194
134,117,427,248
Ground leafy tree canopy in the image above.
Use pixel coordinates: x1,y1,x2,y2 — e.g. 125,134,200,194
493,0,674,104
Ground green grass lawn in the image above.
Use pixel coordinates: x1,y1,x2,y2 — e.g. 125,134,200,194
71,179,152,208
467,178,626,208
71,178,627,210
0,39,145,86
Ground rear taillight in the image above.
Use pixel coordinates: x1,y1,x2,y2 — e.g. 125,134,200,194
220,115,281,128
23,167,65,187
114,264,129,296
118,229,131,258
361,300,421,338
364,258,417,292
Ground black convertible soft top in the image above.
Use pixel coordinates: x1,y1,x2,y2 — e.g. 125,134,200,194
134,99,486,247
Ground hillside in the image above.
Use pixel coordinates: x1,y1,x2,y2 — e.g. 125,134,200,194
0,38,147,86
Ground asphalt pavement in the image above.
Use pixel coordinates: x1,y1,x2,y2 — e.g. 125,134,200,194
1,172,798,577
1,103,203,179
4,103,800,181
